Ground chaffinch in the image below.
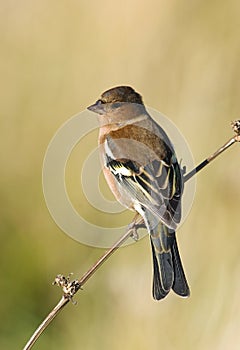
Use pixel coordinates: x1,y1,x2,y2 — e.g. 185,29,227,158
88,86,190,300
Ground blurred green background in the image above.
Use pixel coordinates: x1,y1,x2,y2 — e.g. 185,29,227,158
1,1,240,349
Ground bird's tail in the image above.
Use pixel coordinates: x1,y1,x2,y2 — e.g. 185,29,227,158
150,224,190,300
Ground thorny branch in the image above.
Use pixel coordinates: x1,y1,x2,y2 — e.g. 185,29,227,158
23,120,240,350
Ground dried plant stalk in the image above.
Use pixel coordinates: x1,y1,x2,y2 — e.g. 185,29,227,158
23,121,240,350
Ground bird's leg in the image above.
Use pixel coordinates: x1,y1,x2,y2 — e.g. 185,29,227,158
127,213,145,241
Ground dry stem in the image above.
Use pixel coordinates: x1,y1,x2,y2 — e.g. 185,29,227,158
23,120,240,350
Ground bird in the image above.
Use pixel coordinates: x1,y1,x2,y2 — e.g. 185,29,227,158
87,86,190,300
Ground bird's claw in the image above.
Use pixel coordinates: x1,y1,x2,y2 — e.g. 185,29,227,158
129,226,139,241
127,215,145,241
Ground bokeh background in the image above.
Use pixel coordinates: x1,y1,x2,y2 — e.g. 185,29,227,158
1,1,240,349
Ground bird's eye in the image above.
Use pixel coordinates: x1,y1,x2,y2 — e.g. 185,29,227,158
97,99,105,104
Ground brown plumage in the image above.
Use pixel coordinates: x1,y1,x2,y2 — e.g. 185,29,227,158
88,86,190,300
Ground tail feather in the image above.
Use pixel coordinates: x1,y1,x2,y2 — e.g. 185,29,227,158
150,239,172,299
172,238,190,297
150,226,190,300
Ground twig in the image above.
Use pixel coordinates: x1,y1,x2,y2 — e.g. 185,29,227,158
23,296,69,350
23,215,143,350
184,120,240,182
23,120,240,350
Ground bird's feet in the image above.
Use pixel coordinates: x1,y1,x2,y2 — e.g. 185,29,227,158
127,214,145,241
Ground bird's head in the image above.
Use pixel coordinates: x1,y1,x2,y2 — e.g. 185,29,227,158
87,86,145,123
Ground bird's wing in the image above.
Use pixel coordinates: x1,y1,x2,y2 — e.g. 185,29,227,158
103,127,183,230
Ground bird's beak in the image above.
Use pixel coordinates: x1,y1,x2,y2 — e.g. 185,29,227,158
87,99,105,114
